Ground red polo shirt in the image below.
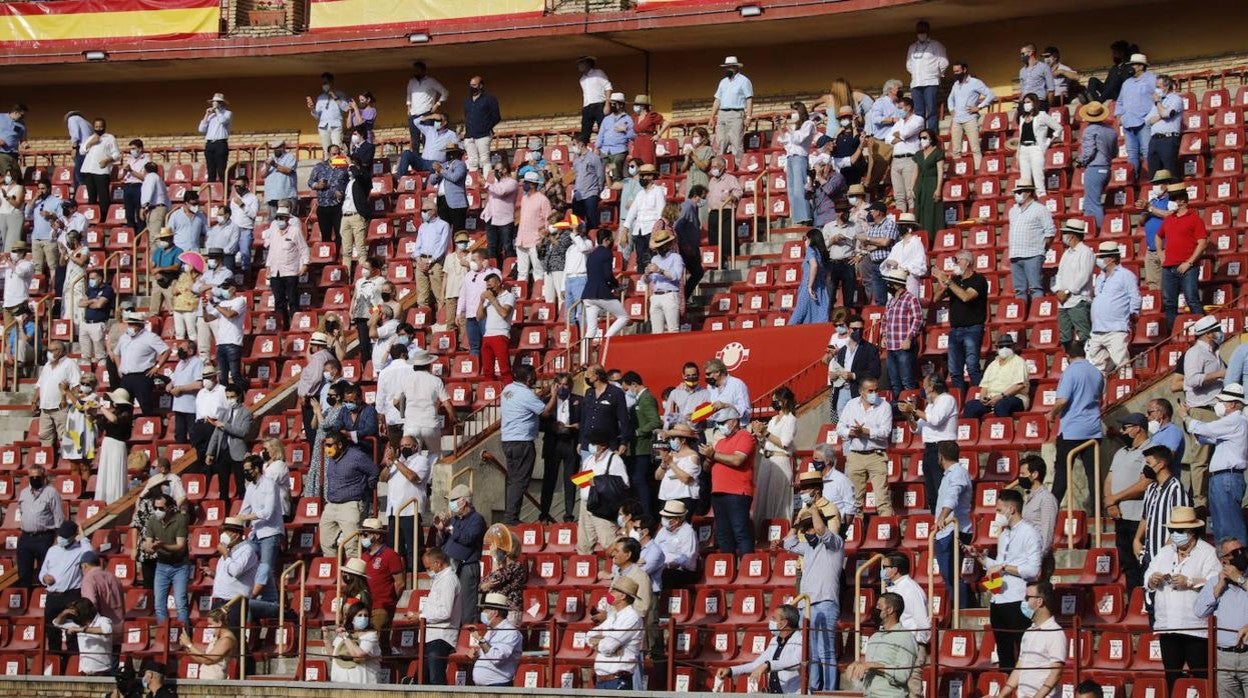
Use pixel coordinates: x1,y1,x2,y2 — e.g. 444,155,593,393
1156,209,1207,267
362,545,404,612
711,428,757,496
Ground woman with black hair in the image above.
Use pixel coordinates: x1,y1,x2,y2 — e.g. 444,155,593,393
789,228,832,324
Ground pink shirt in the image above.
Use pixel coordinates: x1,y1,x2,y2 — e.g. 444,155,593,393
263,220,310,277
708,174,743,210
516,191,551,248
457,265,500,319
81,567,124,627
482,176,518,226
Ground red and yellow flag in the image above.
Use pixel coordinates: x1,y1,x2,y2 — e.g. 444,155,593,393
690,402,716,423
571,469,594,488
981,570,1004,595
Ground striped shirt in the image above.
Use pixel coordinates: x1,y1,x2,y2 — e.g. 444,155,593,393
865,218,898,262
1006,201,1055,259
1140,475,1191,563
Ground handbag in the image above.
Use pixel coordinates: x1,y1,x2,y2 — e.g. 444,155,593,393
587,453,628,520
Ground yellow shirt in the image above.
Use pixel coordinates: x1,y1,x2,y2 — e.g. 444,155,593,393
172,272,200,313
979,355,1029,408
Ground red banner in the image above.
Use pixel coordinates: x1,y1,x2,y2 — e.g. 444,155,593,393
603,323,832,401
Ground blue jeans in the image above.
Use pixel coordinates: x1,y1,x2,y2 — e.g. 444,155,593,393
237,227,253,271
1123,123,1151,179
785,155,811,224
252,534,281,602
596,675,633,690
886,347,918,396
627,454,655,520
1162,265,1203,330
465,318,484,357
1082,166,1109,227
809,599,839,691
961,395,1025,419
710,493,755,556
935,533,972,610
948,325,984,390
863,259,887,305
123,183,143,232
1209,470,1248,546
397,150,433,176
565,275,587,326
1009,254,1044,300
216,342,243,390
154,560,191,626
911,84,940,131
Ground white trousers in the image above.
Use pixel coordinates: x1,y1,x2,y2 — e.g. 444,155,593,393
648,292,681,333
516,245,545,284
1017,144,1047,195
584,298,629,338
464,136,493,176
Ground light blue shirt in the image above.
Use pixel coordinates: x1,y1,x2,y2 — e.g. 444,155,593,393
416,122,461,163
1194,575,1248,648
197,108,232,141
205,221,240,254
0,114,25,154
713,74,754,109
169,357,203,414
67,114,92,146
1056,358,1104,439
412,218,451,259
1147,422,1186,465
1090,265,1141,332
983,520,1042,603
311,91,347,129
597,113,635,155
1115,71,1159,128
1018,61,1054,98
1227,343,1248,389
639,540,664,591
866,97,903,140
212,540,257,601
647,251,684,293
947,77,995,124
240,476,283,540
500,382,546,441
1189,412,1248,474
141,172,169,208
706,375,751,422
39,538,93,593
263,152,298,203
934,463,973,540
782,528,844,605
27,194,62,241
168,207,207,252
1152,92,1184,136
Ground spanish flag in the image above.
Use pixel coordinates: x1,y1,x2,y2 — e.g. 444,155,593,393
571,469,594,488
690,402,716,423
981,569,1004,595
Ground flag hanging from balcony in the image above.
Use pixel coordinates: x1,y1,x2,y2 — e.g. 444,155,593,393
0,0,220,46
308,0,545,32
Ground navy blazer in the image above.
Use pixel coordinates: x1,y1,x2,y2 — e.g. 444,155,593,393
582,246,617,300
836,340,882,397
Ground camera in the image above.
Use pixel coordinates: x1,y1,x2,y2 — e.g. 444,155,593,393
652,437,672,451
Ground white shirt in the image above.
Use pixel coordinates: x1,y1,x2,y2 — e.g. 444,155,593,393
211,540,257,600
654,522,698,572
397,370,449,430
424,566,461,646
777,120,816,158
472,619,523,686
263,459,292,517
483,289,516,337
1144,539,1220,637
579,68,613,107
36,357,80,410
79,133,121,176
906,38,949,87
195,384,227,420
623,186,666,238
1052,242,1094,308
210,296,247,346
983,519,1043,604
890,574,931,645
590,604,642,676
54,614,112,675
658,453,700,501
564,233,594,277
371,319,399,370
888,114,925,156
763,413,796,459
821,468,858,516
1014,616,1066,698
1187,412,1248,474
406,75,449,116
916,392,958,443
115,329,168,374
330,631,381,685
385,451,431,518
229,191,259,230
374,359,412,426
884,233,928,280
836,396,893,452
581,450,629,502
2,258,34,307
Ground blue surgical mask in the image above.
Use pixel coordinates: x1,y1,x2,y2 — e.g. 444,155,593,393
480,611,492,624
352,615,369,631
343,402,357,411
57,536,70,547
88,279,99,289
668,438,682,451
1020,602,1036,620
449,499,462,515
865,392,880,406
1171,531,1191,547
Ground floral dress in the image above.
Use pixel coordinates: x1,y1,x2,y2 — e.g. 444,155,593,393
303,403,343,498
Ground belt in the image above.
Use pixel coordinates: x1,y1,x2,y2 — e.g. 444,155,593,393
597,671,633,680
343,212,360,217
1222,646,1248,654
1211,469,1247,475
1153,133,1180,138
206,139,228,144
40,407,63,413
20,529,55,536
852,449,886,455
652,290,676,295
1020,141,1037,146
719,108,744,112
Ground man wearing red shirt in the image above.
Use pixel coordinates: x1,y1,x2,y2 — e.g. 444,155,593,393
1156,183,1207,330
700,406,757,556
359,517,405,649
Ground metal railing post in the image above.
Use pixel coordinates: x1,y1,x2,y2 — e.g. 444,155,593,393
853,553,885,660
1064,439,1099,551
335,529,362,624
953,529,962,630
277,560,304,657
792,593,811,692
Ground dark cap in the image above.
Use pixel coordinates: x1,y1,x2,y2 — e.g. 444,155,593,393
57,521,78,539
139,658,167,676
79,550,99,565
995,334,1016,347
814,135,832,149
868,201,888,213
1118,412,1148,428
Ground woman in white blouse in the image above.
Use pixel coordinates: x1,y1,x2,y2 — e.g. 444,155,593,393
776,101,817,226
882,213,928,297
751,387,797,527
0,171,24,252
330,600,382,684
261,438,292,519
1015,92,1061,197
654,422,702,512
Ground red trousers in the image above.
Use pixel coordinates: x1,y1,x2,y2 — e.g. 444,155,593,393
481,335,512,384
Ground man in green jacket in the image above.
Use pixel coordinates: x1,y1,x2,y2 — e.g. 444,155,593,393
622,371,661,519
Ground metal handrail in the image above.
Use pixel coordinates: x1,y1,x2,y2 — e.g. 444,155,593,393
852,553,885,660
394,497,422,586
215,593,249,680
334,529,362,624
953,527,962,630
791,592,812,693
277,559,305,660
131,226,151,302
1064,438,1101,550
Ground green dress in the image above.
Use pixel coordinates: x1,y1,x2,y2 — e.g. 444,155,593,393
912,146,945,240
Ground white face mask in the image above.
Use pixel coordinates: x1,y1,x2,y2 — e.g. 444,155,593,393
131,148,140,157
691,137,702,146
207,259,219,270
710,168,722,177
1095,258,1109,270
225,398,239,408
632,105,642,113
421,212,433,222
789,111,800,122
1013,193,1027,204
919,137,931,147
799,492,814,505
1170,531,1191,548
1022,103,1035,113
274,219,288,230
1150,185,1162,198
847,196,859,205
360,535,373,549
46,351,56,363
993,512,1009,529
203,379,215,390
1215,402,1229,418
1148,419,1161,435
351,134,363,145
839,118,852,128
997,347,1014,359
219,533,233,546
627,165,638,176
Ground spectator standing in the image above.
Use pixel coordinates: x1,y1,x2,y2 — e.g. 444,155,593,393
198,93,232,182
789,228,831,326
776,102,816,225
499,365,554,524
477,272,516,384
382,436,430,569
237,457,283,606
1048,340,1105,507
911,129,945,240
880,268,922,396
887,98,923,213
40,522,92,657
482,162,518,268
395,348,455,453
858,202,898,305
575,56,612,142
307,144,349,245
78,551,123,638
1145,398,1186,474
429,143,468,232
404,60,448,141
0,104,26,182
588,576,644,690
946,62,994,171
411,198,450,313
1178,383,1248,545
1148,75,1183,176
1052,220,1094,346
462,76,500,177
416,548,460,685
899,373,957,512
16,465,63,589
581,230,631,338
1134,445,1193,570
261,140,298,219
622,164,666,272
51,597,113,675
710,56,753,159
143,495,191,633
78,117,119,217
148,228,183,314
204,383,254,507
933,441,973,608
1006,179,1055,303
357,518,404,640
752,387,797,525
1144,506,1219,690
828,317,880,419
1157,183,1208,330
1000,581,1066,698
228,176,259,271
1015,93,1060,198
1019,454,1060,575
838,378,893,516
515,172,550,285
631,94,664,165
112,311,170,415
202,279,246,389
1104,413,1151,590
24,182,59,279
1043,46,1081,103
645,228,685,332
435,485,486,625
308,72,348,152
621,372,661,519
64,111,91,188
207,517,256,613
705,158,743,267
79,268,113,368
1018,43,1055,108
700,407,756,555
1115,53,1158,181
1181,315,1226,508
204,207,240,272
932,251,987,390
905,20,948,131
120,139,149,232
1138,170,1175,290
969,489,1042,671
704,357,752,422
576,430,631,555
166,341,203,444
539,374,581,523
318,431,378,559
571,136,605,230
784,500,844,692
597,94,635,180
264,205,309,331
1193,537,1248,696
1088,240,1141,375
1075,101,1116,227
682,128,714,200
33,340,80,455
